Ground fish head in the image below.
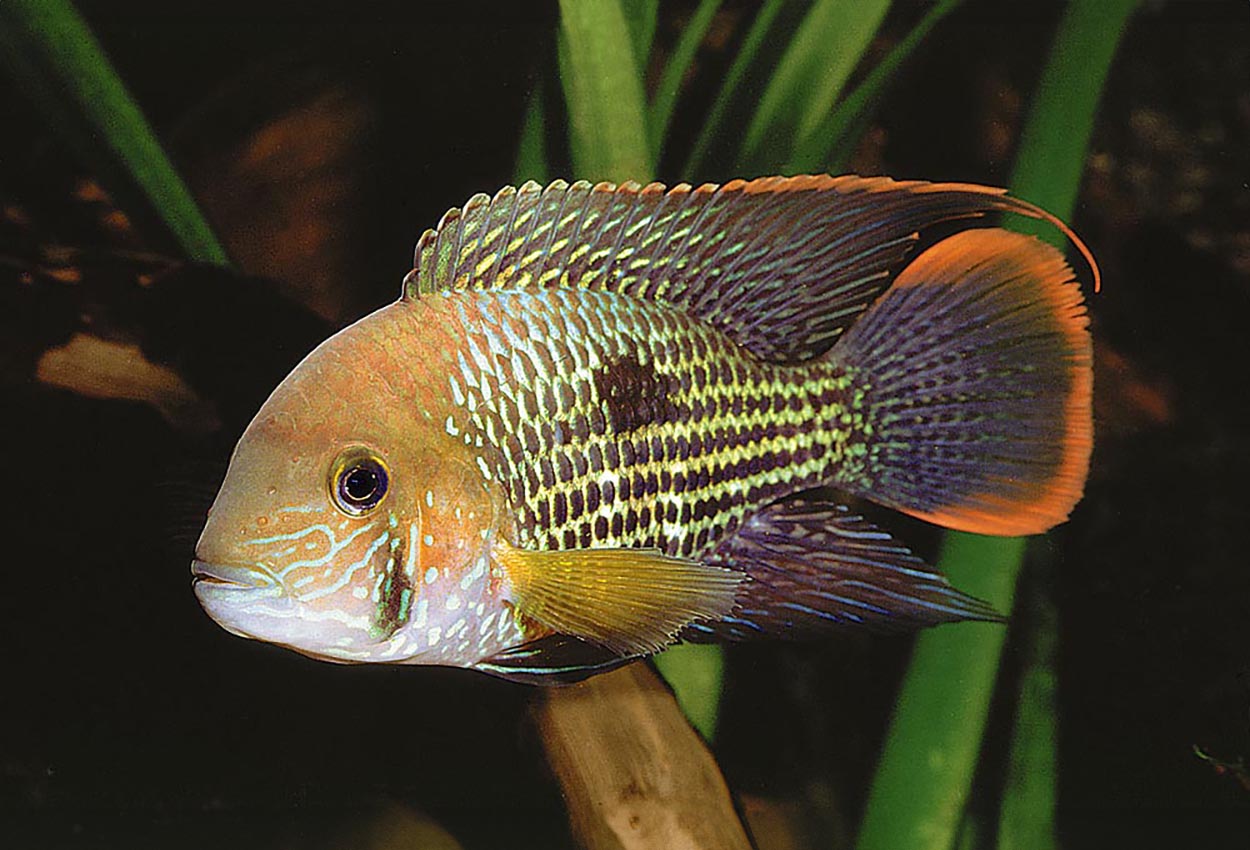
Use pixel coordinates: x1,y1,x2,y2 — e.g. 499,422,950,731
193,306,507,664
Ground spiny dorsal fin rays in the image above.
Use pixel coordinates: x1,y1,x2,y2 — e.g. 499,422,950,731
401,175,1099,364
493,541,744,656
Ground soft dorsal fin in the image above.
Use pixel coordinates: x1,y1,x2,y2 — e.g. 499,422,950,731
402,175,1096,362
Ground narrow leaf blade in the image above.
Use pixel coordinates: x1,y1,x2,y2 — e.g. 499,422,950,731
622,0,659,73
793,0,963,173
854,4,1137,849
513,84,550,185
736,0,890,175
855,533,1024,850
558,0,651,181
1010,0,1141,226
653,643,725,741
647,0,722,163
0,0,229,265
682,0,785,178
997,4,1138,849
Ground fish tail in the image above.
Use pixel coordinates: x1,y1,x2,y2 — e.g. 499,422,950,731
831,228,1093,536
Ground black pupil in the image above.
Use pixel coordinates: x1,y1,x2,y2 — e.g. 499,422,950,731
341,463,383,505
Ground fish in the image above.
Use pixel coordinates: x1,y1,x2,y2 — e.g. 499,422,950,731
191,174,1094,683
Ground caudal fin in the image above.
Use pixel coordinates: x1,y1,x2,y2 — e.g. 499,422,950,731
833,228,1093,536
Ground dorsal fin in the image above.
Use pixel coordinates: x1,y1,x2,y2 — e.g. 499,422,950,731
402,175,1096,363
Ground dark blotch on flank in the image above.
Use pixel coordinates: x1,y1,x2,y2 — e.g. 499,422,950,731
594,354,679,435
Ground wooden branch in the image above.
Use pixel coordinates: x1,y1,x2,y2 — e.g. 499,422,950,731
534,662,754,850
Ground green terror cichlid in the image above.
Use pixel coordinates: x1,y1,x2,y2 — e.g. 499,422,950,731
192,175,1095,682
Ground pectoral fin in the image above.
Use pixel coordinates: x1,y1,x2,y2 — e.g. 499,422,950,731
494,543,744,656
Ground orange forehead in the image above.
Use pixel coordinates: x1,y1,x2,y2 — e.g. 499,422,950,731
249,318,420,444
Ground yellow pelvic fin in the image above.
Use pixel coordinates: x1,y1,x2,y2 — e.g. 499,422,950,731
494,543,743,656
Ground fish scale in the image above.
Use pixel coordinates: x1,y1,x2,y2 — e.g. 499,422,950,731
436,287,868,561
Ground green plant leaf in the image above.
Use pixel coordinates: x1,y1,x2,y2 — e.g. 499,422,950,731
558,0,651,181
0,0,229,265
1009,0,1140,228
682,0,785,179
736,0,890,175
652,642,725,741
792,0,963,173
995,560,1060,850
855,533,1025,850
996,4,1138,849
622,0,659,73
513,84,550,186
647,0,722,163
854,4,1137,849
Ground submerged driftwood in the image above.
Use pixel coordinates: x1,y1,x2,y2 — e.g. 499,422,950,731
535,663,753,850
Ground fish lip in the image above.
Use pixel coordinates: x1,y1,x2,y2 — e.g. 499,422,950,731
190,559,277,590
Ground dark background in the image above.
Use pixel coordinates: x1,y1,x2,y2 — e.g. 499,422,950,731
1,1,1247,847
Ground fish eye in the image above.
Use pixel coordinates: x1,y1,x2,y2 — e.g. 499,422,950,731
330,448,389,516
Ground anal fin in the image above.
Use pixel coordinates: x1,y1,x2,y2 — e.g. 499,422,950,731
495,542,743,656
685,498,1000,641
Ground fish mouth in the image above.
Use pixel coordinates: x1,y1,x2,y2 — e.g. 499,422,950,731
191,559,278,590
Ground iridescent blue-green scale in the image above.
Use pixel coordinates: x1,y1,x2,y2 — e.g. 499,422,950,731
442,288,872,558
